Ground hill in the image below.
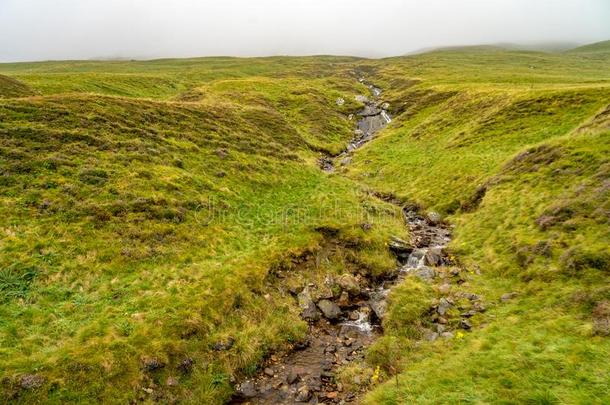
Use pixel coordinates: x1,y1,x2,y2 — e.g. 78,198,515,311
568,39,610,54
0,43,609,403
0,74,35,98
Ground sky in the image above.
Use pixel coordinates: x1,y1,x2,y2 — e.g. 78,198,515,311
0,0,609,62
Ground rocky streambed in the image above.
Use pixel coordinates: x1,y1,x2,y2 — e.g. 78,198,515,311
319,79,391,172
231,79,483,404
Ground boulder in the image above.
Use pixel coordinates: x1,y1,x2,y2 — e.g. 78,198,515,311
500,292,519,302
337,274,361,296
317,300,341,320
389,236,413,261
298,287,320,321
369,296,387,320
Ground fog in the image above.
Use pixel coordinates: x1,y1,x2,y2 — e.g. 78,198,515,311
0,0,608,62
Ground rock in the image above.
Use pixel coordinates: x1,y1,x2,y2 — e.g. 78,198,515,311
212,337,235,351
381,102,390,110
298,288,320,321
437,297,453,316
501,292,519,302
592,301,610,336
19,374,45,390
349,310,360,320
142,356,165,372
355,95,368,103
318,299,341,320
337,274,360,296
353,375,361,385
264,367,274,377
389,236,413,261
327,391,338,399
340,156,352,166
441,331,455,339
166,376,179,387
460,319,472,330
296,386,311,402
436,324,446,334
361,222,372,231
414,266,436,282
425,248,443,266
369,295,387,320
287,369,300,384
236,381,257,398
426,211,442,225
177,357,194,374
338,291,350,308
336,97,345,106
348,114,354,120
438,283,451,294
215,148,229,159
424,331,439,341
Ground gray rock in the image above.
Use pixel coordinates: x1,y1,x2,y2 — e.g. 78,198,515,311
414,266,436,282
264,367,274,377
20,374,45,390
298,288,320,321
236,381,257,398
317,299,341,320
501,292,519,302
369,295,387,320
437,297,453,316
441,331,454,339
460,319,472,330
336,97,345,106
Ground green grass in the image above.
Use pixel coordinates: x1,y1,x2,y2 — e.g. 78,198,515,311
1,45,609,403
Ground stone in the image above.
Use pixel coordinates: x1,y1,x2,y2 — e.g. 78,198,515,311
338,291,350,308
340,156,352,166
236,381,257,398
317,299,341,320
436,324,446,334
437,298,453,316
336,97,345,106
425,331,439,341
441,331,454,339
298,288,320,321
349,310,360,320
177,357,194,374
327,391,338,399
142,356,165,371
426,211,442,225
337,274,361,296
287,369,300,385
425,248,443,266
212,337,235,351
19,374,45,390
369,296,387,320
460,319,472,330
592,301,610,336
264,367,274,377
415,266,436,282
166,376,179,387
438,283,451,295
389,236,413,261
501,292,519,302
296,387,311,402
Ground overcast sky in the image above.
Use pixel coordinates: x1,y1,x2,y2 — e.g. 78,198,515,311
0,0,609,62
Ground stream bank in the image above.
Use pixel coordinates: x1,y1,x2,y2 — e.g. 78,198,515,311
231,79,459,404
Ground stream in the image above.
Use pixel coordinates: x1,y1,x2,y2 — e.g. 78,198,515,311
231,79,451,404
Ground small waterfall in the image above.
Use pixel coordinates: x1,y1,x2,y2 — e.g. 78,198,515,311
405,248,427,269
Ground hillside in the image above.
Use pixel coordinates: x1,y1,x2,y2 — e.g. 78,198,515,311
0,75,36,98
0,44,609,403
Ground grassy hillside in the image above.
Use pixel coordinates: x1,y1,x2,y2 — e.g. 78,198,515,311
0,75,36,98
0,45,609,403
343,48,610,404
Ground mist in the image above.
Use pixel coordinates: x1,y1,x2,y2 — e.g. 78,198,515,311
1,0,609,62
